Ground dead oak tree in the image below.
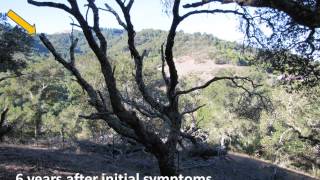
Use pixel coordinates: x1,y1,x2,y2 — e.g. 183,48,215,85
28,0,259,175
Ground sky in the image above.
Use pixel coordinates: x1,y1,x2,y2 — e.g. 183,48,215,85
0,0,244,42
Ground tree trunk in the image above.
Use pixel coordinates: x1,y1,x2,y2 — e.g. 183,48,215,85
34,110,43,139
156,151,177,176
0,135,3,142
0,108,9,143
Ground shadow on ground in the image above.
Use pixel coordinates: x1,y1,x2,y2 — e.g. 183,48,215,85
0,144,317,180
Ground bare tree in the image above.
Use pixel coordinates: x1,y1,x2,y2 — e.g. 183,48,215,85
28,0,259,175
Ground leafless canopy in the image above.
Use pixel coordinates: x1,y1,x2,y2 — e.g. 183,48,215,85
28,0,261,175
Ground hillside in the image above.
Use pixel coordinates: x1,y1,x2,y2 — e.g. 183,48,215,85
34,29,249,66
1,28,320,179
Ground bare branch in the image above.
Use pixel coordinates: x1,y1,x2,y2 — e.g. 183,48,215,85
79,112,113,120
181,104,206,116
65,0,126,113
161,43,170,87
180,131,198,145
39,34,101,108
181,9,245,20
98,90,107,109
27,0,72,14
79,111,142,143
164,0,181,102
123,98,159,119
183,0,218,8
115,0,166,113
127,0,134,10
103,3,128,30
30,0,169,165
69,26,78,66
100,115,140,142
87,0,107,55
176,76,256,96
70,23,82,29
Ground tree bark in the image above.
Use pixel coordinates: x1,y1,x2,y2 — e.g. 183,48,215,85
0,108,12,142
34,110,43,139
156,151,177,176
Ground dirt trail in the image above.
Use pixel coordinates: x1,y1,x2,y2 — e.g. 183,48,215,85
0,144,318,180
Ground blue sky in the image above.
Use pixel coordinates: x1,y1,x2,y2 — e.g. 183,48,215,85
0,0,244,41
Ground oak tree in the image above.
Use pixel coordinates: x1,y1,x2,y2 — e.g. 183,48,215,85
28,0,261,175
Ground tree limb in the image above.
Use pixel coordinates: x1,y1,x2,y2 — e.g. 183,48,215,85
79,112,113,120
104,3,128,30
87,0,107,55
115,0,166,113
161,43,170,88
183,0,320,28
181,104,206,116
164,0,181,103
69,33,78,67
181,9,245,20
176,76,256,96
39,34,102,108
27,0,72,14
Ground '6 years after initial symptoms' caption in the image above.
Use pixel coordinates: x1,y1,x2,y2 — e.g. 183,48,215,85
16,173,213,180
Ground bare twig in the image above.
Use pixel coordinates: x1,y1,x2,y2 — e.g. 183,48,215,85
176,76,257,96
181,104,206,116
103,3,128,30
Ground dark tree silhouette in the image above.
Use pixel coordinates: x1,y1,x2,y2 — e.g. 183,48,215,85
28,0,260,175
0,108,13,142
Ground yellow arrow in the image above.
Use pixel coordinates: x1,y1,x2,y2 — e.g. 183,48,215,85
7,10,36,36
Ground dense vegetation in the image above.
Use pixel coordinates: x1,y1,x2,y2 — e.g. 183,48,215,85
0,26,319,177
